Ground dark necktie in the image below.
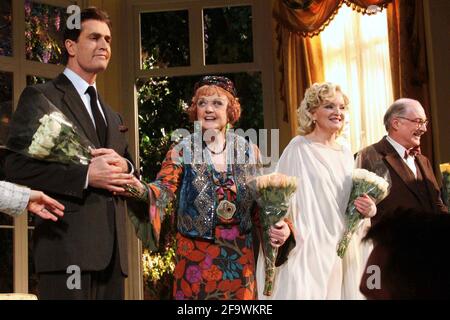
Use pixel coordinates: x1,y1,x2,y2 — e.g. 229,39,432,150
85,86,107,147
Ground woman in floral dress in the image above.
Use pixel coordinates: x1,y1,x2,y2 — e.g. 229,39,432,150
124,76,293,300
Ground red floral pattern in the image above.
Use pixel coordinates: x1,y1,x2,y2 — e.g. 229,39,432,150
173,229,256,300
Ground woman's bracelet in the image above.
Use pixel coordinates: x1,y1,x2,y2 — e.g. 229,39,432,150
125,182,149,203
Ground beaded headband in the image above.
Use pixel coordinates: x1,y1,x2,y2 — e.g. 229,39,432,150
194,76,237,97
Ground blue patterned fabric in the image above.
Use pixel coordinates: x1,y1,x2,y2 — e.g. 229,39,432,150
175,132,258,241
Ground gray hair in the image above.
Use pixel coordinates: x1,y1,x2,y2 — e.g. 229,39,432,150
383,98,420,131
297,82,349,136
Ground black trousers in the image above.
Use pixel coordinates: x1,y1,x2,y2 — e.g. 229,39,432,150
36,237,125,300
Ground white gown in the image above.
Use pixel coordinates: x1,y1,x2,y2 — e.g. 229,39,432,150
256,136,372,300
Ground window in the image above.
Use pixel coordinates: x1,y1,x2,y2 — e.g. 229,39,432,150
0,71,13,145
25,1,67,65
0,70,13,293
135,1,269,181
320,4,393,153
140,10,190,69
203,6,253,65
0,0,12,57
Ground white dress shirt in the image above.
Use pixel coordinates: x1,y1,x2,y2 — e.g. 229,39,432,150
62,68,134,188
386,135,417,178
63,68,106,127
63,68,107,188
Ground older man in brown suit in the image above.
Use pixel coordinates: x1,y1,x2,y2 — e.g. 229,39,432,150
357,98,447,226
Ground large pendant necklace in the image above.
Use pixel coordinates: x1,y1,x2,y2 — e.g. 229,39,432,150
205,139,237,221
217,199,236,220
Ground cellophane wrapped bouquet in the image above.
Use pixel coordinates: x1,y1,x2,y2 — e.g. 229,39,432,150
249,172,297,296
337,146,391,258
6,96,137,193
7,98,94,165
439,162,450,212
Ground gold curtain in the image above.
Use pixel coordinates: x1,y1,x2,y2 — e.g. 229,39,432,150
273,0,341,37
276,23,324,135
387,0,434,163
274,0,392,138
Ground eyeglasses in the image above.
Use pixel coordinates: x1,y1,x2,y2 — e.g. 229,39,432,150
397,116,429,128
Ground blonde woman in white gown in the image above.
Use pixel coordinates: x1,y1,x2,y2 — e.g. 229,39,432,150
257,82,376,300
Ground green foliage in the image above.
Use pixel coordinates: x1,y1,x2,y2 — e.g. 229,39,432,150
140,11,190,69
24,1,66,64
137,74,194,182
142,202,177,300
204,6,253,64
0,0,12,57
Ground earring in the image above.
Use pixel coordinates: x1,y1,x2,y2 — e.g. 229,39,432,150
312,120,316,124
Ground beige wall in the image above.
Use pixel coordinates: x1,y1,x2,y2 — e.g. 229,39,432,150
89,0,124,114
424,0,450,167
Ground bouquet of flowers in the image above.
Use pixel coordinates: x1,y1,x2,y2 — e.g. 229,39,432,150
7,98,94,166
249,172,297,296
27,111,93,165
439,162,450,212
6,97,137,193
337,146,391,258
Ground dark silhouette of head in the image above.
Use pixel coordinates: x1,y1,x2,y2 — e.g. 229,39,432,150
360,208,450,299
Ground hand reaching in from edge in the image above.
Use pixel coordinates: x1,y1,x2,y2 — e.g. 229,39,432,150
27,190,64,222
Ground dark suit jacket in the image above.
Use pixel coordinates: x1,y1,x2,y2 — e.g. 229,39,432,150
359,136,447,225
5,73,133,275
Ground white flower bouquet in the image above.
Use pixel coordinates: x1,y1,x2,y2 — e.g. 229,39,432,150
249,172,297,296
439,162,450,212
7,99,94,166
337,168,390,258
28,112,93,165
7,98,139,197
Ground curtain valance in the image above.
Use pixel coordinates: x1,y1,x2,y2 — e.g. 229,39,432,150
274,0,392,37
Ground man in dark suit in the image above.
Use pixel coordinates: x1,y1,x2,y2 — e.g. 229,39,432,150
5,7,136,299
357,98,447,226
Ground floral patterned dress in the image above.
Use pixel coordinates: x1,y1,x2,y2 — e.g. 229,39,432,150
147,143,259,300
